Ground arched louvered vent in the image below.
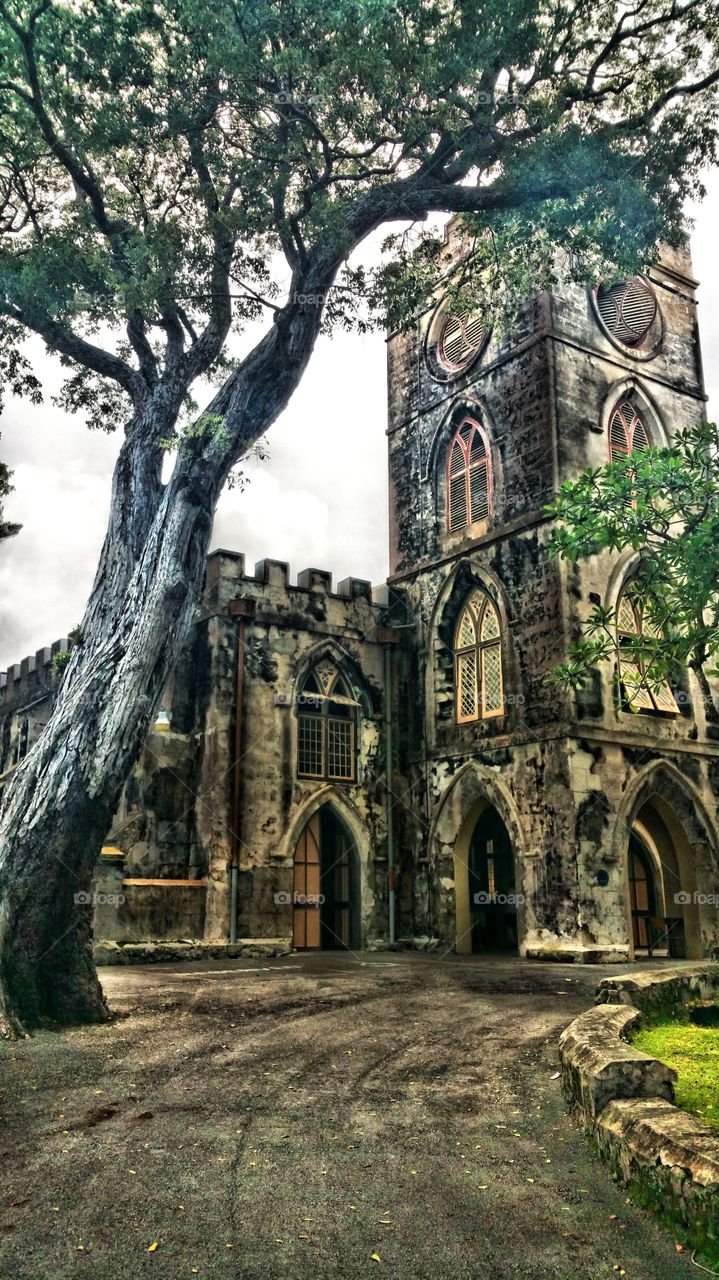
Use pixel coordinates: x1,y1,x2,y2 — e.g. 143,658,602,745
439,310,486,373
609,401,652,461
596,278,658,349
447,419,491,532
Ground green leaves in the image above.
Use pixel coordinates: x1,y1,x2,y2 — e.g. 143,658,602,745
0,429,20,539
0,0,717,438
549,422,719,692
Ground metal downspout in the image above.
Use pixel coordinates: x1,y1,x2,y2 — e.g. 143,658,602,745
230,618,245,944
384,642,396,945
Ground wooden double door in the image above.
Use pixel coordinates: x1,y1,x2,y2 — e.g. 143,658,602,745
293,808,357,950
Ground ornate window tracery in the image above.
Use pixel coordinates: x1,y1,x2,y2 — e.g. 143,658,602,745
616,591,678,715
297,660,358,780
454,590,503,723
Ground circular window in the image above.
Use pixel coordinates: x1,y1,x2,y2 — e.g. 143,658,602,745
426,300,487,381
593,277,662,355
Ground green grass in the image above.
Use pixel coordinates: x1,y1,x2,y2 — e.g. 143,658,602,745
635,1016,719,1130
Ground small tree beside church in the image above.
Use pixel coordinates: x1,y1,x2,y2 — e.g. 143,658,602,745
0,0,718,1036
549,421,719,715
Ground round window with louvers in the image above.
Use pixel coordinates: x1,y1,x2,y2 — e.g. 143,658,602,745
592,276,663,358
426,300,488,381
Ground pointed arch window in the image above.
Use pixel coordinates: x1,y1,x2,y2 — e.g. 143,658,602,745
616,591,678,714
609,400,651,462
454,590,503,723
447,419,491,532
297,660,358,780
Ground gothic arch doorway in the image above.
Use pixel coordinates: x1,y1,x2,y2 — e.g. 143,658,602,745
627,800,691,958
293,806,359,950
467,806,518,953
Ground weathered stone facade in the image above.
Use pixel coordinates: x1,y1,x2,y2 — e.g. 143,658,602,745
2,225,718,961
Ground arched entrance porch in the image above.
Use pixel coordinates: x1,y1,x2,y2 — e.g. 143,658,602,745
617,763,719,961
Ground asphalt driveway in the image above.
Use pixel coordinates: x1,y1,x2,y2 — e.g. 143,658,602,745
0,952,701,1279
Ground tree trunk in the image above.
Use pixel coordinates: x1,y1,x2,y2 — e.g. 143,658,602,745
0,272,334,1038
0,441,219,1036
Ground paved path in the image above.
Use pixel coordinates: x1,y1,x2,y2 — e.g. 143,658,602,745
0,953,701,1279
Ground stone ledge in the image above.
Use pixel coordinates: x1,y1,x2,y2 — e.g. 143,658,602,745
525,943,630,964
94,939,292,966
558,1004,676,1121
596,1098,719,1245
560,965,719,1254
596,963,719,1015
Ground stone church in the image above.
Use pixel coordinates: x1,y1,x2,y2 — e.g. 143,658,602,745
2,223,719,964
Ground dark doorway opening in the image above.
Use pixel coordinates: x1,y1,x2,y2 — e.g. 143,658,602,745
468,807,518,952
319,808,357,949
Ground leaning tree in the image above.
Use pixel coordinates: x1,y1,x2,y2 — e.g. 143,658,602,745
0,0,718,1035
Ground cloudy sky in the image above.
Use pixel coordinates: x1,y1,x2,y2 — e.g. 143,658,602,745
1,173,718,672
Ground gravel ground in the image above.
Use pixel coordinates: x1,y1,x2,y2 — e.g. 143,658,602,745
0,952,701,1280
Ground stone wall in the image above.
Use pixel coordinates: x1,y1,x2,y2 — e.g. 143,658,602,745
559,966,719,1255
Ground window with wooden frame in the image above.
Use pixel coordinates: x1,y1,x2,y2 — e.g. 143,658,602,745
616,591,678,715
454,590,503,723
297,660,358,781
447,419,491,533
595,277,658,349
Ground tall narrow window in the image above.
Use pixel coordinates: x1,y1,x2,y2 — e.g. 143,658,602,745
297,660,358,781
609,401,651,462
447,419,491,533
454,590,503,723
616,591,678,714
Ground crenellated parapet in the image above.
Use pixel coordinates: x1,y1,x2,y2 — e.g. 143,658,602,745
0,637,73,716
201,550,381,632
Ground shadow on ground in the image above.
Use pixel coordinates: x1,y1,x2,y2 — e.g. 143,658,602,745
0,953,700,1279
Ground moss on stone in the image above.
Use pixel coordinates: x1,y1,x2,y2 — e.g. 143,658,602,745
634,1014,719,1130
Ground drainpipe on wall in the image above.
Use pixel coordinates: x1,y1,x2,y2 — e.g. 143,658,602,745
379,626,402,947
228,596,255,944
385,643,396,946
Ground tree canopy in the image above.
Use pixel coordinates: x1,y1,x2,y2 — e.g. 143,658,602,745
1,0,718,453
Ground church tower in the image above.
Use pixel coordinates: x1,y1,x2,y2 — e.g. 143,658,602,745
387,221,719,962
